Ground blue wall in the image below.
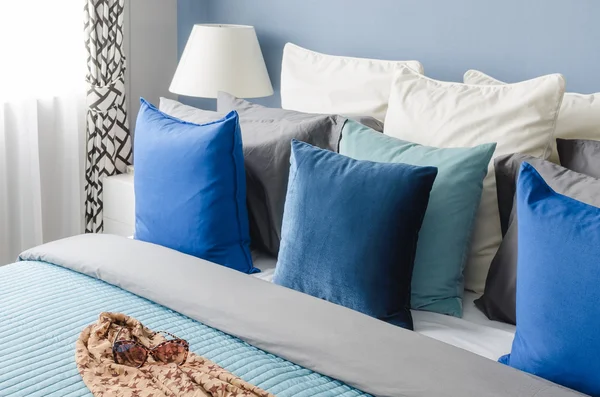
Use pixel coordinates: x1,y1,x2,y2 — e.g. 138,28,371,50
177,0,210,109
177,0,207,57
178,0,600,109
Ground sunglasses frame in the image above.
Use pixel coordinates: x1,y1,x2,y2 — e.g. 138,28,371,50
112,327,190,368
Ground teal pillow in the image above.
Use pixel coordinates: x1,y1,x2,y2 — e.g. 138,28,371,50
340,120,495,316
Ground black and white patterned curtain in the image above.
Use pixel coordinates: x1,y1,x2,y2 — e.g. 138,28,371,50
84,0,132,233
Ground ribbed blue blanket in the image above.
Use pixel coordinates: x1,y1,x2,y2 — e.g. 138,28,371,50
0,261,369,397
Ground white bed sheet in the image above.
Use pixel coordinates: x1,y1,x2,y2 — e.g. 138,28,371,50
252,250,515,361
252,250,277,281
412,292,515,360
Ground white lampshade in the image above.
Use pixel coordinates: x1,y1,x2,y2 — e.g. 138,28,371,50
170,24,274,99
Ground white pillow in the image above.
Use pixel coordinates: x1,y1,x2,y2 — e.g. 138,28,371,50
159,97,224,122
384,67,565,293
464,70,600,163
281,43,423,122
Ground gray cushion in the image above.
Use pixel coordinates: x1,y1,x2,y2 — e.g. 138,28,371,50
348,116,383,132
494,154,521,238
217,92,346,256
557,138,600,178
476,154,600,324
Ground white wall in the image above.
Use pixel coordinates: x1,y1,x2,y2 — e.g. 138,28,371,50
124,0,178,134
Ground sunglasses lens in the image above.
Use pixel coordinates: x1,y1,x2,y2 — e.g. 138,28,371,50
114,342,147,367
153,342,187,365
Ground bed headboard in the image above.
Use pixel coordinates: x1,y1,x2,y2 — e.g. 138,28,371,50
178,0,600,108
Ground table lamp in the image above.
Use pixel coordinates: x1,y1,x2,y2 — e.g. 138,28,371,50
170,24,273,99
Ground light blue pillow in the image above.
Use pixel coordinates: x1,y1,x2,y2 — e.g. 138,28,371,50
340,120,495,316
134,99,256,274
499,163,600,396
274,140,437,330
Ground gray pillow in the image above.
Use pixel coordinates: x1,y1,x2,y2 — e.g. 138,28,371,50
557,138,600,178
159,97,226,122
217,92,346,256
348,116,383,133
476,154,600,324
494,154,521,238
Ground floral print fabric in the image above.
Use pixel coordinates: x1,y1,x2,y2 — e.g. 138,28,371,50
76,312,274,397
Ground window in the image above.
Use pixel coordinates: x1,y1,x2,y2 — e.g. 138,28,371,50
0,1,85,101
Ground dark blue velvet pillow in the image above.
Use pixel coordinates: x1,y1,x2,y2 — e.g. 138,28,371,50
134,99,256,274
273,140,437,329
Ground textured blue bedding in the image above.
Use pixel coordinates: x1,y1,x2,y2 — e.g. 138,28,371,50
0,261,369,397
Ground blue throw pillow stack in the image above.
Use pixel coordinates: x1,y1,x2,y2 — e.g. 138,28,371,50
139,95,600,395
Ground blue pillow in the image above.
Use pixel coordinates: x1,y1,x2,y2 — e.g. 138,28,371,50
500,163,600,396
134,99,256,274
340,120,495,317
273,140,437,329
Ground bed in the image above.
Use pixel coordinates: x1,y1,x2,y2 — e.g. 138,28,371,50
0,234,576,397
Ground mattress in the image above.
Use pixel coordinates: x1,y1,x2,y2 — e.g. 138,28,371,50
252,250,516,361
0,261,369,397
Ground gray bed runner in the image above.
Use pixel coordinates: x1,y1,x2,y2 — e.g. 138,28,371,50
20,235,582,397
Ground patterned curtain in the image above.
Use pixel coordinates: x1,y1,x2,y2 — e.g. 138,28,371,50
84,0,133,233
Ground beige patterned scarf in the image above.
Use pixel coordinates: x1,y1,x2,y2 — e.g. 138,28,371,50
76,312,274,397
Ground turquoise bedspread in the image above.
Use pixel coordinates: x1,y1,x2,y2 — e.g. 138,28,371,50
0,261,369,397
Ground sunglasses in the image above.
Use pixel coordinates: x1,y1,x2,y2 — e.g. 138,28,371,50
112,327,189,368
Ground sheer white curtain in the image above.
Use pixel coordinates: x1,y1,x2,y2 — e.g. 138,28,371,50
0,2,86,265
